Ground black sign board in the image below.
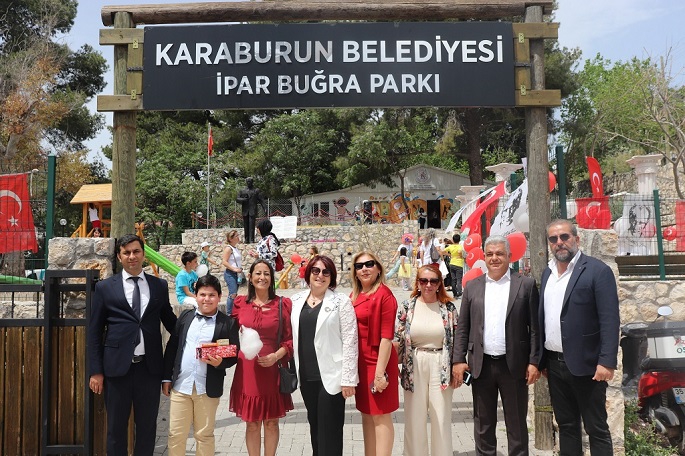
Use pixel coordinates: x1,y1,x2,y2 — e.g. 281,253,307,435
143,22,514,110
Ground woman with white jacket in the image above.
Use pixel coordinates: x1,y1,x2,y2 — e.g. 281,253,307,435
291,255,359,456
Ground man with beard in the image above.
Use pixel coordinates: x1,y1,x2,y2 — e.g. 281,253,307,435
538,219,619,456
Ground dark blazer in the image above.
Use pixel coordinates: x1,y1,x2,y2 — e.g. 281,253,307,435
163,309,240,398
538,252,620,376
88,272,177,378
452,271,540,379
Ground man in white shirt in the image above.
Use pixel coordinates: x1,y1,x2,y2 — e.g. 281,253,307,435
452,235,540,456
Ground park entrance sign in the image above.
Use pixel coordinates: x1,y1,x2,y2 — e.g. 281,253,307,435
143,22,515,110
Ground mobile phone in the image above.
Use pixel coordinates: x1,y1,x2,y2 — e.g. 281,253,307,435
370,372,389,394
463,371,473,386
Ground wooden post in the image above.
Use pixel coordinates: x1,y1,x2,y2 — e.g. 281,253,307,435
110,12,137,239
525,4,554,451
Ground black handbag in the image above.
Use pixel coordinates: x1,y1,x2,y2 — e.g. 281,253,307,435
277,297,298,394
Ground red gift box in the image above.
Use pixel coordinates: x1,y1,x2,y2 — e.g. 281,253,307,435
196,342,237,359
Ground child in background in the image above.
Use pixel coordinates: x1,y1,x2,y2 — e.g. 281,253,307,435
298,260,307,288
163,274,240,456
199,241,220,272
397,247,412,291
175,252,199,306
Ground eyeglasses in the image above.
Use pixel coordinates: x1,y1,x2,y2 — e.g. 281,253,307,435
354,260,377,270
310,267,331,277
418,278,441,285
548,233,572,244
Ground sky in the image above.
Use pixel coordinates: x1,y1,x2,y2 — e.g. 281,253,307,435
64,0,685,164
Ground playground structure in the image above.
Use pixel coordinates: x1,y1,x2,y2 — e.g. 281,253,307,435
69,184,112,238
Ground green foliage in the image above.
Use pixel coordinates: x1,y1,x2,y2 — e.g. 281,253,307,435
625,401,675,456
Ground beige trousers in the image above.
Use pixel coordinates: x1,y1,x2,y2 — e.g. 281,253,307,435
168,385,221,456
403,348,454,456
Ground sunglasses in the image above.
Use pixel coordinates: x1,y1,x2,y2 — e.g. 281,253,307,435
310,267,331,277
354,260,377,270
418,278,441,285
548,233,572,244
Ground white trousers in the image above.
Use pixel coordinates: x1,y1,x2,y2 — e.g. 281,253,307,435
403,348,454,456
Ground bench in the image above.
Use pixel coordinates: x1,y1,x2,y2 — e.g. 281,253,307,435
615,254,685,280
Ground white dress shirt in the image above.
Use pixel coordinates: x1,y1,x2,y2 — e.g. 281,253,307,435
544,249,582,352
174,313,217,395
483,269,511,356
121,270,150,356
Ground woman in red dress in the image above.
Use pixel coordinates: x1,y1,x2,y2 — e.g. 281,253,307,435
351,251,399,456
230,259,294,456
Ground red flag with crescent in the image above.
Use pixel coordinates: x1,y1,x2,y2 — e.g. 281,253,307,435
0,173,38,254
208,125,214,156
586,156,604,197
461,181,506,235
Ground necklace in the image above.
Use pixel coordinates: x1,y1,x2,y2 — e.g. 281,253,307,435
307,294,324,307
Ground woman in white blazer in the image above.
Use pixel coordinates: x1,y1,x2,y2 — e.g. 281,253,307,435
291,255,359,456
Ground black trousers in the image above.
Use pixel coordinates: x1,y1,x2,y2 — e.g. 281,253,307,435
104,358,161,456
300,379,346,456
243,215,256,243
547,357,613,456
471,356,528,456
448,264,464,295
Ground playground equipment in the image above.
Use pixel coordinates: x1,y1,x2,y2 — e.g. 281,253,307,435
143,244,180,277
0,274,43,285
69,183,112,237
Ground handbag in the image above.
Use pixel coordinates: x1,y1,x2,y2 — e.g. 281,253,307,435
277,297,298,394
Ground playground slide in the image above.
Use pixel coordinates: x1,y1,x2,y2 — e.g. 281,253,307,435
144,244,181,277
0,274,42,285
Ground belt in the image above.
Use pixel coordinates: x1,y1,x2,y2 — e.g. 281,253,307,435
484,354,505,360
415,347,442,352
132,355,145,364
545,350,564,361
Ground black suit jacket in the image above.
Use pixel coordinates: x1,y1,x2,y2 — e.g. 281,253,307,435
88,272,177,378
163,309,240,398
538,252,620,376
452,271,540,379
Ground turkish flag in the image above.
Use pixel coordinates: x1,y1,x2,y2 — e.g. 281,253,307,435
461,181,506,235
208,126,214,156
0,173,38,253
586,157,604,197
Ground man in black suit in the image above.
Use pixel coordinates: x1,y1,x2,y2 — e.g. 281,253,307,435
539,219,619,456
88,234,177,455
452,235,540,456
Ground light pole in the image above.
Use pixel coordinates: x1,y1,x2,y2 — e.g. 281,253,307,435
59,219,67,237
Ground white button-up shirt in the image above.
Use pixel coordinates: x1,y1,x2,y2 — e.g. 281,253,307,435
121,270,150,356
483,269,511,356
174,313,217,395
544,250,582,352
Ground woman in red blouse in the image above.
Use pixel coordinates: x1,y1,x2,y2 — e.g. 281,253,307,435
350,251,399,456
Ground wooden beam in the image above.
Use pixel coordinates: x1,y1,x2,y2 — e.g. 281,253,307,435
97,95,144,112
102,1,554,26
515,89,561,107
512,22,558,39
99,28,143,45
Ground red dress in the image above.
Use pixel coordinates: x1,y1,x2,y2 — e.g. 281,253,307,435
229,295,294,422
353,283,400,415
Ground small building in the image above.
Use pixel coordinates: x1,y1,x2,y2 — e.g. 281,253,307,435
294,164,494,227
70,183,112,237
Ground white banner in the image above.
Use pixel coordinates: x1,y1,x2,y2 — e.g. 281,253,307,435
490,180,528,236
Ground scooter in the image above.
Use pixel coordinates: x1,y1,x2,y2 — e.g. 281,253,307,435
622,306,685,452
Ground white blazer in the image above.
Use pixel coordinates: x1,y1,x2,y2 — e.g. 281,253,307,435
291,288,359,395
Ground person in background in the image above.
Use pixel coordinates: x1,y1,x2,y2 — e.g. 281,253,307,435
394,265,457,456
452,235,540,456
387,237,414,282
298,261,307,288
199,241,220,272
162,274,240,456
88,202,101,230
250,219,280,272
309,245,319,258
176,251,199,306
92,227,103,238
539,219,619,456
222,230,243,315
443,233,465,297
291,255,359,455
350,251,399,456
230,260,294,456
397,247,412,291
88,234,177,455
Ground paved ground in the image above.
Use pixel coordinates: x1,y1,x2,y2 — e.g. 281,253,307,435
154,285,555,455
